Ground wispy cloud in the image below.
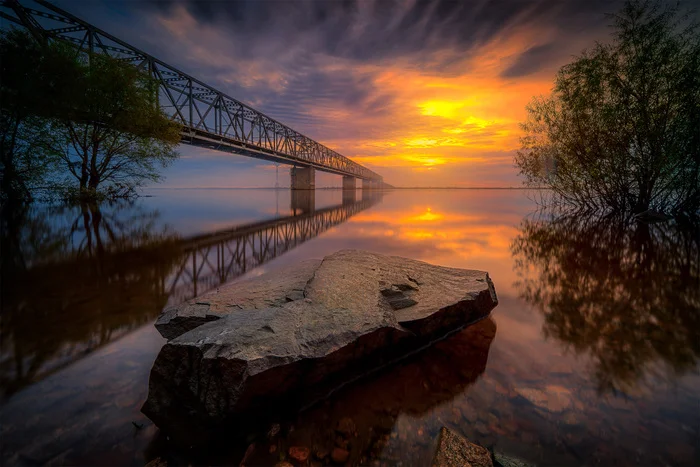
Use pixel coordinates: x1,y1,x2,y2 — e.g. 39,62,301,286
55,0,632,187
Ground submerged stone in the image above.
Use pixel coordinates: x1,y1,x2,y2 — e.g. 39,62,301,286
432,427,493,467
142,250,498,442
494,451,537,467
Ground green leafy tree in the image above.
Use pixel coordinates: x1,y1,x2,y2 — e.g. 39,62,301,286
0,29,79,201
1,29,181,202
516,0,700,214
46,52,182,199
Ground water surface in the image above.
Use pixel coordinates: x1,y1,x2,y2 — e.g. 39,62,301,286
1,189,698,466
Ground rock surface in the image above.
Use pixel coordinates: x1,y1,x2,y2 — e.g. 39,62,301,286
143,250,498,440
155,259,322,340
432,427,493,467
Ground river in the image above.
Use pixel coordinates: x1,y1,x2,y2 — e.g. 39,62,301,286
1,188,698,466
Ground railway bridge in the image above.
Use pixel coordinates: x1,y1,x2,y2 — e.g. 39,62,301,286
0,0,386,190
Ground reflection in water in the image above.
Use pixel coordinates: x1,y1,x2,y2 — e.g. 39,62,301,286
0,192,382,400
511,212,700,393
0,201,180,400
168,191,382,305
1,190,698,467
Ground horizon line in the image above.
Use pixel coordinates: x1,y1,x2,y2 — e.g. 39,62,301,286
144,186,535,190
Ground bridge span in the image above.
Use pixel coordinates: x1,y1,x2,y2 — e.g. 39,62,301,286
0,0,385,190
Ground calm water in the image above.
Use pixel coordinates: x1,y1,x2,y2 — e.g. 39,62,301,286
1,189,698,466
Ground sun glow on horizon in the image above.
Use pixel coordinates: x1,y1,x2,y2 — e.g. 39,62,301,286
152,3,569,187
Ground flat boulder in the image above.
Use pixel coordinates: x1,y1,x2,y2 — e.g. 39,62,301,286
142,250,498,441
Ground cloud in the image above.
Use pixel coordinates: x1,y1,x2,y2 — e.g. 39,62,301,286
51,0,643,187
500,43,562,78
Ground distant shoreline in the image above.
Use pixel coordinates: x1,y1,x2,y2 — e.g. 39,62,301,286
145,186,545,190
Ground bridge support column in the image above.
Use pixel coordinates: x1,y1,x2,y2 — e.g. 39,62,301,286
362,179,371,191
291,166,315,190
291,189,315,215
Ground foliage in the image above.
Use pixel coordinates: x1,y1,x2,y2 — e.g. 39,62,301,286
0,29,79,201
0,29,181,202
516,0,700,214
45,53,182,199
511,210,700,394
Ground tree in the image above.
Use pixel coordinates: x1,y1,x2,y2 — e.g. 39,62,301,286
1,29,182,202
516,0,700,214
46,52,182,199
0,29,79,201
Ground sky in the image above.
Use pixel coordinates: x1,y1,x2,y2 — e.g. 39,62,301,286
45,0,640,188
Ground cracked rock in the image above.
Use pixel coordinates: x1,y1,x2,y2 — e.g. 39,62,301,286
142,250,498,441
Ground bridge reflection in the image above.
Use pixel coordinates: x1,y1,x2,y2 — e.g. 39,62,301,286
166,191,382,306
0,192,383,400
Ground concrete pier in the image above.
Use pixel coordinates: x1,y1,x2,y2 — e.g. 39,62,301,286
291,167,315,190
362,179,371,191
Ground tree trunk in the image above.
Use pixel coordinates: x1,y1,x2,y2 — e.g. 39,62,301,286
88,172,100,191
1,116,30,201
79,153,89,194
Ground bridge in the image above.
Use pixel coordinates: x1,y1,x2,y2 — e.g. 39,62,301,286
0,0,385,190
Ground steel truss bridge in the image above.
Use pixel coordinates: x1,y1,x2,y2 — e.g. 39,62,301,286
0,0,383,183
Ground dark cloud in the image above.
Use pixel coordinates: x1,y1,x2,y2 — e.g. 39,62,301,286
500,42,561,78
132,0,624,66
50,0,643,138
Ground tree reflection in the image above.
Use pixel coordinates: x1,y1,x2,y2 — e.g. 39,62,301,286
0,201,181,399
511,211,700,393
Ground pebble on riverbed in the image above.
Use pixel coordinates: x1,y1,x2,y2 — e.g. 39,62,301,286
288,446,310,463
431,427,492,467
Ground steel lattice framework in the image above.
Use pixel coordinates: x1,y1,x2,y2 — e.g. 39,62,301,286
0,0,383,181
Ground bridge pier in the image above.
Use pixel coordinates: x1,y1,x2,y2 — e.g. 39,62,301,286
361,179,383,190
291,166,315,190
342,175,356,205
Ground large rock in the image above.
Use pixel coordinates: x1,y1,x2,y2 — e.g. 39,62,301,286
142,250,498,441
